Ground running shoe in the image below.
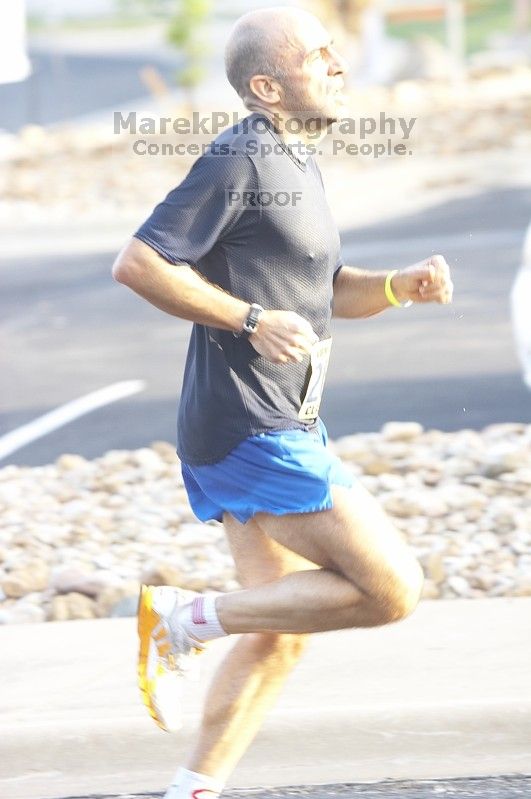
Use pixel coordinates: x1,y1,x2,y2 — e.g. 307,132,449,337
137,584,205,732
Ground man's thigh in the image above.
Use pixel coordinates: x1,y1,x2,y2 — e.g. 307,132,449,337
253,482,423,603
222,512,319,588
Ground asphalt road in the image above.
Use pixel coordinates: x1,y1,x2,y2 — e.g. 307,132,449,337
59,776,531,799
0,49,181,133
1,185,530,467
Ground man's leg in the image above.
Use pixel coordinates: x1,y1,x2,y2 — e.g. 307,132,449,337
184,481,423,782
184,514,316,783
216,481,424,633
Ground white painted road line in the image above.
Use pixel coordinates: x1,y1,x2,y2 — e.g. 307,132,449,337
0,380,145,461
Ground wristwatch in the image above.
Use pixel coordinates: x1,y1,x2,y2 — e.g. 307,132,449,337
234,303,264,338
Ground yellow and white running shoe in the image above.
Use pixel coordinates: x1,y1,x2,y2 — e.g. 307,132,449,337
137,584,204,732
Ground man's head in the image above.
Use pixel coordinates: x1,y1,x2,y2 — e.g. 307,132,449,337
224,6,348,128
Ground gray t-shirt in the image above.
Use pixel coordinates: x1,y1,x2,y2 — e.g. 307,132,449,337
134,113,344,465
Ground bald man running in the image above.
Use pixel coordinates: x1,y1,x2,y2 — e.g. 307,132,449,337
113,6,453,799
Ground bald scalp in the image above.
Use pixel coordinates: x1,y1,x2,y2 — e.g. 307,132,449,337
224,6,319,107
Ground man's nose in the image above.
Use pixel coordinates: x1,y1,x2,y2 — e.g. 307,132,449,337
329,46,349,76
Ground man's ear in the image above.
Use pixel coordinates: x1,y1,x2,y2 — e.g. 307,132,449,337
249,75,282,104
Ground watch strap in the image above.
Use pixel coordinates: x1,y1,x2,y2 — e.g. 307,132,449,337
234,303,264,338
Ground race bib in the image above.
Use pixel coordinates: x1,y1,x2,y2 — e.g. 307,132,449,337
298,337,332,421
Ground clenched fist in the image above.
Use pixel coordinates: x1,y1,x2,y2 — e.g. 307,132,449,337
392,254,454,305
249,310,319,365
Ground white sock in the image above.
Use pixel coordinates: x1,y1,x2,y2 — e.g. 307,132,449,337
177,593,229,643
164,767,224,799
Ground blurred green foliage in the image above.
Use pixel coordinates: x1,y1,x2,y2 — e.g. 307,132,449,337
387,0,513,55
167,0,210,46
167,0,212,98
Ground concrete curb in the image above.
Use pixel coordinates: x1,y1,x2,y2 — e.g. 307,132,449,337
1,597,530,799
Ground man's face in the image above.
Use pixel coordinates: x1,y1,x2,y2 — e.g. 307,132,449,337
276,15,349,125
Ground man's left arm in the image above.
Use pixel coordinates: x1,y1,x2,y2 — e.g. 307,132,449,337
332,254,454,318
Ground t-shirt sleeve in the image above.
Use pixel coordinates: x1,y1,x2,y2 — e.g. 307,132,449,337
133,150,259,267
333,254,344,283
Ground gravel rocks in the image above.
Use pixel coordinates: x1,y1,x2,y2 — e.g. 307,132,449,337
0,424,530,624
2,559,50,598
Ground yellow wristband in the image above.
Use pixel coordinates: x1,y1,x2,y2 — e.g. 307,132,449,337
385,270,413,308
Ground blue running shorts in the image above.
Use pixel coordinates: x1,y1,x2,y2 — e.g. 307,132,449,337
181,418,354,524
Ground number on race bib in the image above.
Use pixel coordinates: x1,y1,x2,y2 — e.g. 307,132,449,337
298,337,332,421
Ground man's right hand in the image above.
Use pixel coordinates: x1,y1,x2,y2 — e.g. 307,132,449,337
113,241,319,363
249,310,319,364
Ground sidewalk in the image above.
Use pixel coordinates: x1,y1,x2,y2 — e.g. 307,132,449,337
0,597,529,799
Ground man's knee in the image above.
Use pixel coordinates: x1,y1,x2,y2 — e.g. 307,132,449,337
371,560,424,625
342,558,423,628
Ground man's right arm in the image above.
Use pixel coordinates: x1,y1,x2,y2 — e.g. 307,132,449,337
112,237,250,333
112,237,318,363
